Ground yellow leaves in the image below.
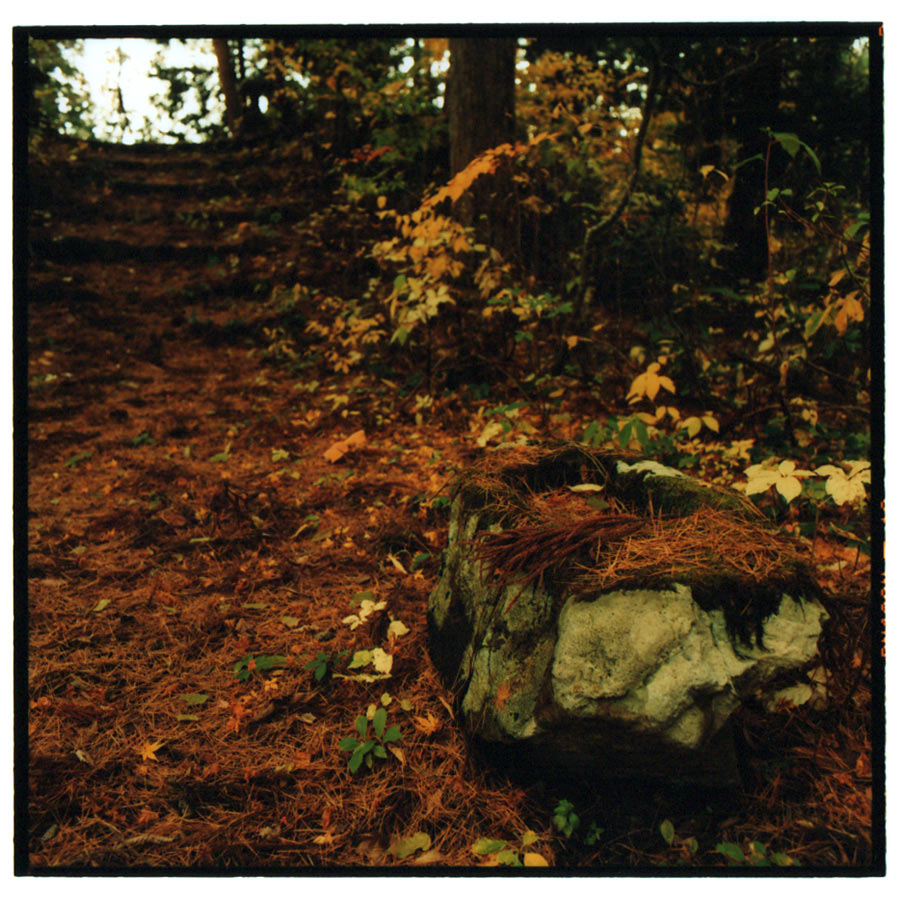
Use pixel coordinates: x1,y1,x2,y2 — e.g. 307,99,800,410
743,459,815,503
681,415,719,438
627,361,676,404
139,740,165,762
831,292,865,335
342,597,387,630
523,852,550,866
814,460,871,505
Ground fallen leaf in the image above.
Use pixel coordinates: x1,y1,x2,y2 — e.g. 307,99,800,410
386,553,407,574
388,745,406,765
313,831,335,845
391,831,431,860
411,848,444,865
140,740,165,762
387,619,410,640
181,692,208,706
323,440,349,463
372,648,393,674
524,851,549,867
413,711,441,735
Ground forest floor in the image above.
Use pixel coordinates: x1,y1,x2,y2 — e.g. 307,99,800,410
23,133,875,871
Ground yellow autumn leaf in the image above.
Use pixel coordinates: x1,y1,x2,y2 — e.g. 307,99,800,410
524,852,549,866
140,740,165,762
386,552,407,574
702,415,719,433
413,711,441,735
682,416,702,438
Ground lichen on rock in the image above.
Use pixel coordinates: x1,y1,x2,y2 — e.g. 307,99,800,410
427,442,828,785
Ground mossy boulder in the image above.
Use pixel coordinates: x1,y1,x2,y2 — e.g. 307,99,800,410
427,444,828,786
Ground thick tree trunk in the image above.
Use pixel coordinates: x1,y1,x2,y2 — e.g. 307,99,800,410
213,39,240,137
447,38,516,175
722,44,784,281
446,38,517,255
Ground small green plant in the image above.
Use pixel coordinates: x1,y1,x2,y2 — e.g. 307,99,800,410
471,830,548,867
552,799,580,838
716,840,797,867
131,431,154,447
583,821,605,846
659,819,699,861
305,649,349,682
232,654,287,682
339,705,402,774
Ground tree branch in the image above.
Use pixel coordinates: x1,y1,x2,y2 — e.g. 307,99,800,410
574,41,661,321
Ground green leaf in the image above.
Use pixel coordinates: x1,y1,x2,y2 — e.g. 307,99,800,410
65,451,93,468
770,852,796,867
660,819,675,846
271,448,291,462
496,849,522,866
717,842,746,863
356,714,369,738
392,831,431,860
339,736,360,752
372,707,387,739
233,655,251,676
176,714,199,722
382,725,402,743
348,747,366,773
181,692,208,706
372,744,387,759
411,551,431,571
472,838,507,855
209,451,230,463
253,654,286,671
772,131,799,157
348,649,374,669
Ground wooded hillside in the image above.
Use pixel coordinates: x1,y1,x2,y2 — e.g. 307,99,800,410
19,28,881,872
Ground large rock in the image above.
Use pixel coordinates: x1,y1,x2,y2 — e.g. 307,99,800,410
427,444,828,786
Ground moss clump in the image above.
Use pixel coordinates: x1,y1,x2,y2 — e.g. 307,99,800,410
452,442,821,644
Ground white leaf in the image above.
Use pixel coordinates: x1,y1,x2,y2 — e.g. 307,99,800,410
372,648,393,674
387,619,410,639
776,477,803,502
745,474,777,495
569,483,604,493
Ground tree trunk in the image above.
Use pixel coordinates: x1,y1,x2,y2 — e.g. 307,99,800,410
213,39,240,137
722,43,784,281
446,38,517,255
